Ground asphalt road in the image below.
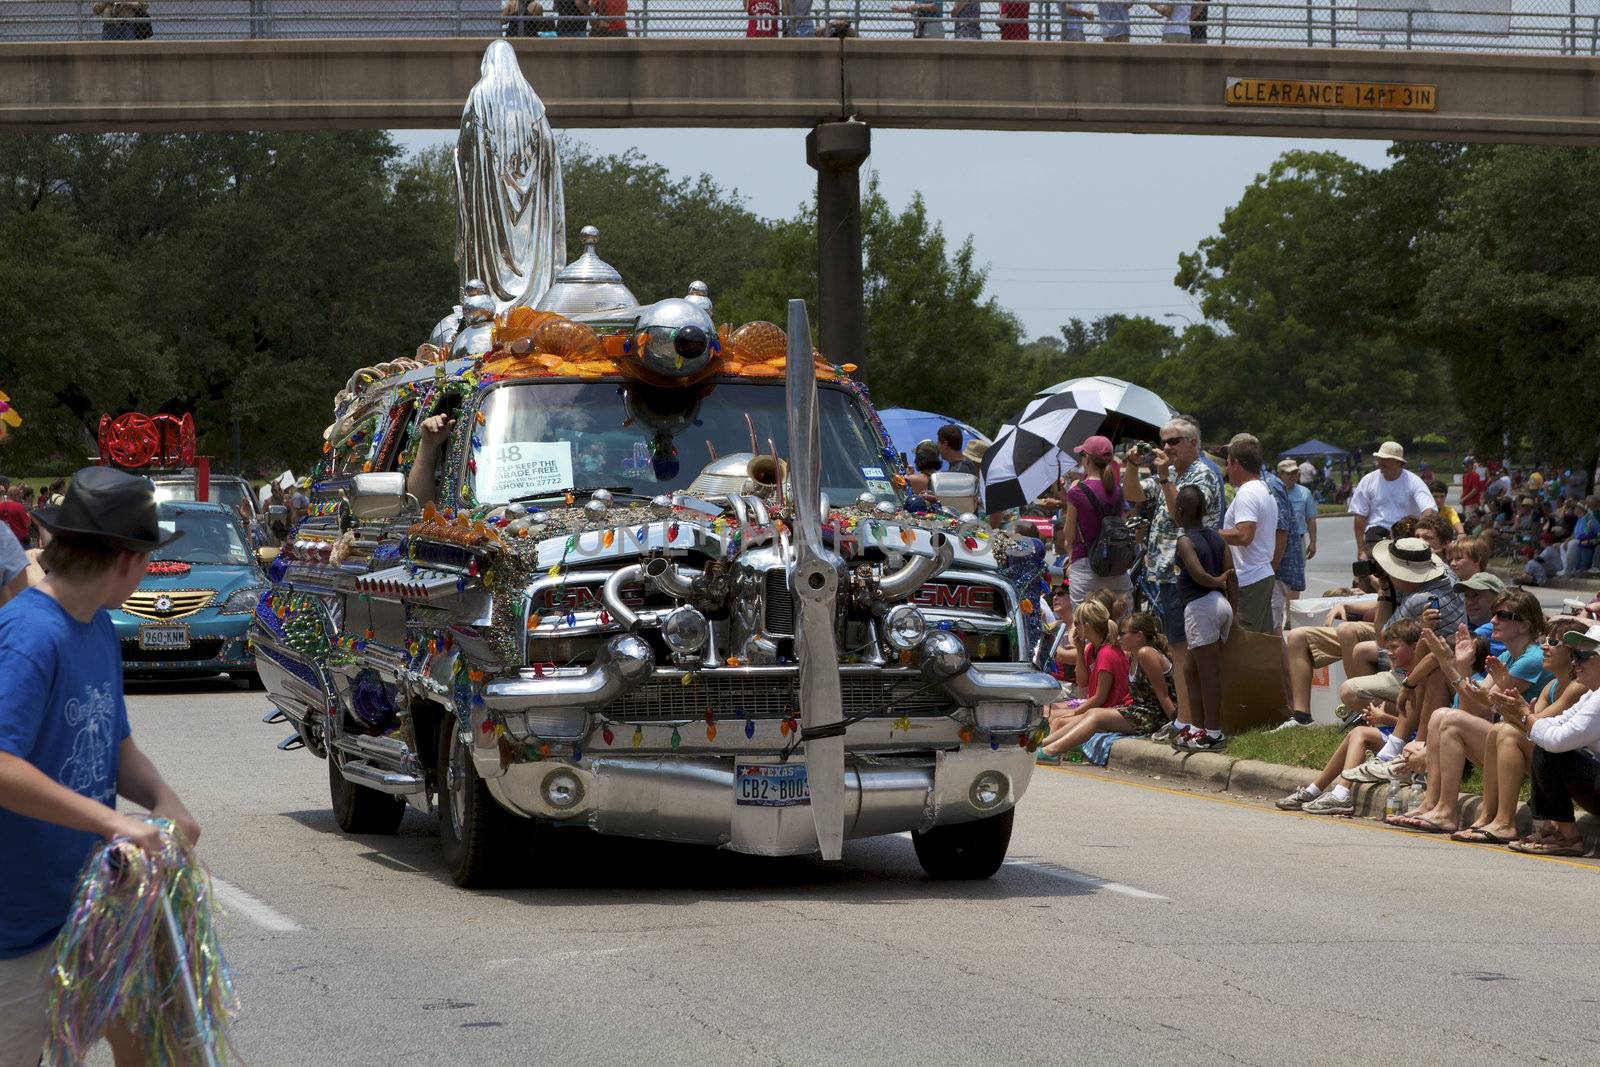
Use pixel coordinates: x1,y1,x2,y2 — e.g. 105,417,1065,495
94,680,1600,1067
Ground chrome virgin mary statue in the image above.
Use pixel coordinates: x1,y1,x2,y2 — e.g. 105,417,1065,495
455,40,566,314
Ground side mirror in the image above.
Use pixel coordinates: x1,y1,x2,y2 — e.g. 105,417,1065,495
347,472,412,521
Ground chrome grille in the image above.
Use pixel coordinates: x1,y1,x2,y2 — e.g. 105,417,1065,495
122,589,216,620
762,569,795,637
609,671,953,722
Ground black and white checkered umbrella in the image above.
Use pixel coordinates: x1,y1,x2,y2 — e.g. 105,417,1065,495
979,388,1106,513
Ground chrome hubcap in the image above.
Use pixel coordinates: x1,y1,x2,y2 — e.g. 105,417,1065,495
446,728,469,839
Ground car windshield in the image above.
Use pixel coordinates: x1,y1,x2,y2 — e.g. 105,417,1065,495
152,479,252,515
469,380,892,505
153,505,251,566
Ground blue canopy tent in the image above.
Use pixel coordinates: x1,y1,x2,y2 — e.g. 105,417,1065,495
1280,439,1350,460
876,408,989,461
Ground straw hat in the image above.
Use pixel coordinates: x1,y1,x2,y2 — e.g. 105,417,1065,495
1374,441,1407,464
1371,536,1444,583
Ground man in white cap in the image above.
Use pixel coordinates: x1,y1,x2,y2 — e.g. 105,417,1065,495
1349,441,1435,561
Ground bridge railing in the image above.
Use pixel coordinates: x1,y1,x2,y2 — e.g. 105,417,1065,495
3,0,1598,55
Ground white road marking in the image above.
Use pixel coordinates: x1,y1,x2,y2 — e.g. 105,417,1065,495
211,877,302,932
893,833,1169,901
1002,859,1171,901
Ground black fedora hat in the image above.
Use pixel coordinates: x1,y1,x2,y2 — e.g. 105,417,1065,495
31,466,183,553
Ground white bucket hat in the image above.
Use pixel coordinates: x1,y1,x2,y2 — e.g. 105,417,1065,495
1371,536,1445,584
1374,441,1407,464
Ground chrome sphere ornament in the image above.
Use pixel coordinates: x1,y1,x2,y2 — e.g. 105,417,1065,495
874,501,898,518
589,488,613,506
528,511,549,527
856,492,876,507
506,503,528,517
583,499,608,519
636,298,717,379
650,494,673,517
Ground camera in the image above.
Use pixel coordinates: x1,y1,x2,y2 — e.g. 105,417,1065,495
1351,560,1374,579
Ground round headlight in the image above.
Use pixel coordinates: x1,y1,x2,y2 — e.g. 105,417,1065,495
661,606,709,655
969,771,1008,811
542,770,584,810
883,604,927,651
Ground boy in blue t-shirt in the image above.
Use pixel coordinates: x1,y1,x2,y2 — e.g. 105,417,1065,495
0,467,200,1066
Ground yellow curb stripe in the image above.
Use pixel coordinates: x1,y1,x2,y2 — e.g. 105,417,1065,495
1041,764,1600,874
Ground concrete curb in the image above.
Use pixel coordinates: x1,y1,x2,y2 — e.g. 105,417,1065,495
1103,738,1600,851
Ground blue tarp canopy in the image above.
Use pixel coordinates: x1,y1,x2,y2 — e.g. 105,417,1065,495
1280,438,1350,460
876,408,989,460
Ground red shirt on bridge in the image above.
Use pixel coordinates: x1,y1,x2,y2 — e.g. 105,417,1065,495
747,0,780,36
999,1,1029,38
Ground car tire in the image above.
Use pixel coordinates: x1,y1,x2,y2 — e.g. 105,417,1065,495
328,746,406,835
911,807,1015,880
436,715,523,888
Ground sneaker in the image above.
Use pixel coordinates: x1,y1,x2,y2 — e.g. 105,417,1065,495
1149,722,1179,744
1343,757,1395,785
1167,726,1196,750
1270,711,1315,732
1303,790,1355,815
1182,731,1229,753
1275,785,1319,811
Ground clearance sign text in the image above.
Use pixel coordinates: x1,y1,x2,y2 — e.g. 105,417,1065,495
1225,77,1437,112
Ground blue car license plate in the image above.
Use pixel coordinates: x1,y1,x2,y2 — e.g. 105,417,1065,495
736,763,810,807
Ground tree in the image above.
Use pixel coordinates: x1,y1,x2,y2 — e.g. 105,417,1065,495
1173,150,1460,453
1414,145,1600,482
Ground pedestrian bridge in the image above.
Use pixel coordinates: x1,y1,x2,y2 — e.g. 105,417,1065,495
6,34,1600,143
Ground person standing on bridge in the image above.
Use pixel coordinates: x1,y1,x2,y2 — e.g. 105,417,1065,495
782,0,816,38
949,0,982,37
555,0,592,36
1097,0,1130,41
1152,0,1193,40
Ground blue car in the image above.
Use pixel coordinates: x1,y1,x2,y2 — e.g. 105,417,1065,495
111,500,267,681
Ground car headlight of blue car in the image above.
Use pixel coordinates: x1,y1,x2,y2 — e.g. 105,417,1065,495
217,584,266,615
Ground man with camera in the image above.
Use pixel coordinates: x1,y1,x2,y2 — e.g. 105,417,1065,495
1123,417,1222,728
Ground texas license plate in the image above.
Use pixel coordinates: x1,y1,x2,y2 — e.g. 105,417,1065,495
735,762,810,807
138,623,190,650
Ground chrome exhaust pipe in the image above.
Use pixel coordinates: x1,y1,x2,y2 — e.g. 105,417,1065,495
728,494,749,531
483,634,654,712
643,555,700,601
602,563,647,631
877,531,954,602
745,494,770,527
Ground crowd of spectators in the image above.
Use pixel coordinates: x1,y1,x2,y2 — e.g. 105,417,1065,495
910,415,1600,857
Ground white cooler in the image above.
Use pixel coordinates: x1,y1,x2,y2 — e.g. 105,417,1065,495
1287,594,1374,725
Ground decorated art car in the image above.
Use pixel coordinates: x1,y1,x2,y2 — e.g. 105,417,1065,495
112,500,264,680
252,41,1061,887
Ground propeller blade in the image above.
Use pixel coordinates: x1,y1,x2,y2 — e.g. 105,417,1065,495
784,299,846,861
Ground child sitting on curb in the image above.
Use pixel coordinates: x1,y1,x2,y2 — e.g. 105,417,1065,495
1040,599,1133,759
1275,617,1425,815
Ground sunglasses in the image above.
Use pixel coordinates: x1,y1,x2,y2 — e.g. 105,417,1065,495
1160,436,1188,447
1572,648,1599,663
1493,610,1525,622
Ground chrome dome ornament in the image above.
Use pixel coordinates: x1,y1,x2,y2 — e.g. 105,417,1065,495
533,226,639,316
153,594,173,614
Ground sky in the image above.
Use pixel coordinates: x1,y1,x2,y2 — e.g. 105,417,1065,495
392,127,1395,341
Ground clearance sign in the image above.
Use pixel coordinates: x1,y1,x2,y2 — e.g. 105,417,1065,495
1225,77,1437,112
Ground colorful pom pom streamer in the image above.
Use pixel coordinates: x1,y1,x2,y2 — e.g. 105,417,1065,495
46,819,239,1067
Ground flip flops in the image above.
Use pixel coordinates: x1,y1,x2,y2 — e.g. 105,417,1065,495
1508,838,1587,857
1451,826,1514,844
1392,815,1450,834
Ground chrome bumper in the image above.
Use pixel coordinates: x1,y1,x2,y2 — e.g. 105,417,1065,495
485,746,1037,856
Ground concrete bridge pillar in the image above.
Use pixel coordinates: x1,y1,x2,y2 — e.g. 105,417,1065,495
806,119,870,376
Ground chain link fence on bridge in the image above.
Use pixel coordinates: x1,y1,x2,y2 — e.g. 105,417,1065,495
3,0,1599,53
